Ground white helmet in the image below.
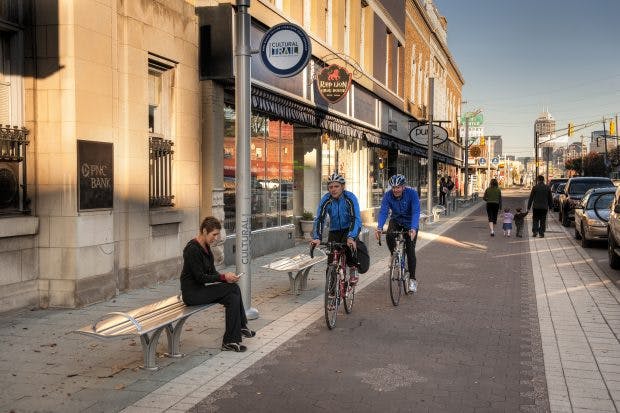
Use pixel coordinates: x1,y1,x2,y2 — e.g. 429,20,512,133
388,174,406,187
327,172,346,185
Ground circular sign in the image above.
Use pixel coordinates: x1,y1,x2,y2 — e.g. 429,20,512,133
491,157,499,165
409,124,449,146
479,157,487,166
260,23,311,78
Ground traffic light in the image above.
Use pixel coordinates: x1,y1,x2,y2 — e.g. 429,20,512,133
568,122,574,137
480,135,485,146
611,120,616,136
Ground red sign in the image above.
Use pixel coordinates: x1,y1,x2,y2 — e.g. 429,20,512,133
316,64,352,104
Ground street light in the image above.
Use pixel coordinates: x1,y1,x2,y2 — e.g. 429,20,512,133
462,108,482,198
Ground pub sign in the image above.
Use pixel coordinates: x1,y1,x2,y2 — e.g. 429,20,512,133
77,140,113,211
316,64,352,104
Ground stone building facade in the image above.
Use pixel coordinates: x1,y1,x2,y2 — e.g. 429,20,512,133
0,0,462,312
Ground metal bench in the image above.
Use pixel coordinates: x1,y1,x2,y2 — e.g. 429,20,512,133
74,295,213,370
262,252,327,295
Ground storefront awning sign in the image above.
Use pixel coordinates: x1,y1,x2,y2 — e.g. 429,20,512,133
316,64,352,104
260,23,311,78
409,124,448,146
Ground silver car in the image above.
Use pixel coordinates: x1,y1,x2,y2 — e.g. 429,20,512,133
574,187,615,248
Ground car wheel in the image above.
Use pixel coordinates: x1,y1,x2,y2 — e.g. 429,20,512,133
580,224,590,248
574,224,581,240
609,230,620,269
561,206,571,227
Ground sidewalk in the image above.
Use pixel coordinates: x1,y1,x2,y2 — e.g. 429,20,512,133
0,203,474,413
530,215,620,412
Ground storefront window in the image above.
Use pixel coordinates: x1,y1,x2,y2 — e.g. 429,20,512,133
369,147,388,207
223,105,294,233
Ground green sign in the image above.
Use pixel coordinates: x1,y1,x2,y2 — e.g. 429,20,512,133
461,113,483,127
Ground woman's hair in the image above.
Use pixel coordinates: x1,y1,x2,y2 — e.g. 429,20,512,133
504,208,510,212
200,216,222,234
490,179,499,187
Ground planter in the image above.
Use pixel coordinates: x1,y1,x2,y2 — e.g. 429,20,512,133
299,220,314,240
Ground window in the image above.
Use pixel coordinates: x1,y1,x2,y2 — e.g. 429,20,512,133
223,106,295,233
0,28,29,215
148,55,176,208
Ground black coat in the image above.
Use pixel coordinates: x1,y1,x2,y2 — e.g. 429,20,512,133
527,183,553,210
180,239,223,303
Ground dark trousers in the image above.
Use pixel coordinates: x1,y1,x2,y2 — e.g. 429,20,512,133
486,202,500,224
182,283,247,344
386,220,418,279
532,208,548,236
515,222,524,237
327,229,357,267
439,191,446,206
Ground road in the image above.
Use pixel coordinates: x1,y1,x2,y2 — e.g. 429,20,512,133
188,192,550,413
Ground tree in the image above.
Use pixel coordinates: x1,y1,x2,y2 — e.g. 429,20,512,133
582,152,607,177
564,157,582,175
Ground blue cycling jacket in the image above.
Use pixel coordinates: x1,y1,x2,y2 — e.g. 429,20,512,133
312,190,362,240
377,186,421,231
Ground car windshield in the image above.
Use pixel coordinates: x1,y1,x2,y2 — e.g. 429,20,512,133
587,193,614,209
569,181,613,195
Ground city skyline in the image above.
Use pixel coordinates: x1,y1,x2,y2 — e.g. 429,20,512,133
435,0,620,158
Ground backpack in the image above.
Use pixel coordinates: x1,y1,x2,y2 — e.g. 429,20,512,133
352,239,370,274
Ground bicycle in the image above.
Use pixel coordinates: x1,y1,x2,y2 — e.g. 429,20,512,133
378,230,412,306
311,241,357,329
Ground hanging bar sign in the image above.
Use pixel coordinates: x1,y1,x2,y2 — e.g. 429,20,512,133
316,64,352,104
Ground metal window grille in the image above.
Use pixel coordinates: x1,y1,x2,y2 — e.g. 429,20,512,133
0,125,30,214
149,134,174,208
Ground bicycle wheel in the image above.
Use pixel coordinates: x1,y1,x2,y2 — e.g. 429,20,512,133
343,269,355,314
324,265,339,329
389,253,402,306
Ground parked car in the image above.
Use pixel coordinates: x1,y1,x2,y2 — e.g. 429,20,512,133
558,177,615,227
552,182,567,212
573,187,615,247
548,178,568,211
607,185,620,268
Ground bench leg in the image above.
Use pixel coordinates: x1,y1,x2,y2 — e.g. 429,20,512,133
299,267,312,291
288,271,301,295
164,317,189,358
139,327,166,370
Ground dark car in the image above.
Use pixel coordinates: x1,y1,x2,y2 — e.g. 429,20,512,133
549,178,568,212
558,177,615,227
574,187,615,247
552,182,567,212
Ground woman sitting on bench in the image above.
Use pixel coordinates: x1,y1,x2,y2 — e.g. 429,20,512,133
180,216,255,352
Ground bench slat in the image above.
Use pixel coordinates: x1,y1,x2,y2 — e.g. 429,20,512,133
262,253,326,272
75,296,212,338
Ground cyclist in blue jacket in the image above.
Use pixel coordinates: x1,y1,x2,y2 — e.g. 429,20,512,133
310,172,363,284
375,174,421,292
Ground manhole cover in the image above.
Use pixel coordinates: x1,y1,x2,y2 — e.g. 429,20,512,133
356,363,427,392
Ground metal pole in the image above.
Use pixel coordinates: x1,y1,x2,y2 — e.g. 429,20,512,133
603,117,609,177
535,130,539,178
464,116,469,198
487,136,491,185
427,78,434,218
234,0,258,319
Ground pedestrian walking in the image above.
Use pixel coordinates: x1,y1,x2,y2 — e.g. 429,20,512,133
501,208,514,237
439,177,448,206
180,216,255,353
513,207,529,237
483,178,502,236
527,175,553,238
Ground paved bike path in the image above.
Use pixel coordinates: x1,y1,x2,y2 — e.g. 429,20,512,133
186,193,549,412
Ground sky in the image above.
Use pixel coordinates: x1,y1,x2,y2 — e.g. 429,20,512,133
433,0,620,158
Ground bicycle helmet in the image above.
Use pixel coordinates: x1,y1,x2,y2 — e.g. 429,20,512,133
326,172,346,185
388,174,406,187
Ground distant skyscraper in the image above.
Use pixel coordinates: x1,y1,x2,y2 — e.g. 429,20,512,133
535,110,556,140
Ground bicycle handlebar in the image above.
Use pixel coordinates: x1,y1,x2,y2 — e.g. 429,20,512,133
376,229,409,246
